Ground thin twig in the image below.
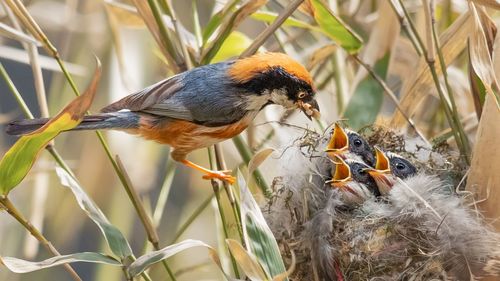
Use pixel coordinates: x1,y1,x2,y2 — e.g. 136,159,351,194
0,197,82,281
162,0,193,69
240,0,304,58
146,0,184,71
349,54,429,144
387,0,423,56
115,156,177,281
207,147,241,279
428,0,471,164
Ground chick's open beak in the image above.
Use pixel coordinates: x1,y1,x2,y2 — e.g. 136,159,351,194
326,156,352,189
365,147,394,194
298,99,320,120
325,123,348,155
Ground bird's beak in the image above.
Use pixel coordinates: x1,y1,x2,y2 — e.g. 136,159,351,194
297,99,320,120
326,156,352,188
365,147,394,194
325,123,348,156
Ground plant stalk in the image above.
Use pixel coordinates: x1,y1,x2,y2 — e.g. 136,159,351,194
0,197,82,281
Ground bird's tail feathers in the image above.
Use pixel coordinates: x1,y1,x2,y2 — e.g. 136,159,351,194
6,111,140,135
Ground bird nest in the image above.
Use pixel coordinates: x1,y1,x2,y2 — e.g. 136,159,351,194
263,125,500,281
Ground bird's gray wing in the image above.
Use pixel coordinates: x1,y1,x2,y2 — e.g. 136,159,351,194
100,72,194,121
101,61,248,126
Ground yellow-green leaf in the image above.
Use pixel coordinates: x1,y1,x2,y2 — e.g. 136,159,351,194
250,11,317,30
0,60,101,195
309,0,362,54
212,31,253,63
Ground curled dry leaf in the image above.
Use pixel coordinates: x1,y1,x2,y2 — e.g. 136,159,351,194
247,148,276,180
468,2,500,110
0,59,101,195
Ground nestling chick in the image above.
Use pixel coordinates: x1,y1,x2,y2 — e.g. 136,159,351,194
325,123,375,166
6,52,320,184
367,147,417,195
327,157,380,204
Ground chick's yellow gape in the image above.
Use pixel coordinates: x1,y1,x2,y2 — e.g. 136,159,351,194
7,52,320,184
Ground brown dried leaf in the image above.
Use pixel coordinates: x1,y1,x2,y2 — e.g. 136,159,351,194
472,0,500,9
465,95,500,231
468,2,500,110
390,11,473,128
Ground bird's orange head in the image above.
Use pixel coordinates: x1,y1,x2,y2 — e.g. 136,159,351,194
228,52,320,119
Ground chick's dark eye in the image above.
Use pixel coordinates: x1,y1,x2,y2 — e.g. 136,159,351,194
357,168,366,175
396,162,406,170
353,139,363,147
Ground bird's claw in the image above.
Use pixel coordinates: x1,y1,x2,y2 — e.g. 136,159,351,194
202,170,236,184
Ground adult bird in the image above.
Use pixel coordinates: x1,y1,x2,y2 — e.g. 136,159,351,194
6,52,320,184
324,123,375,166
366,147,417,195
327,156,380,204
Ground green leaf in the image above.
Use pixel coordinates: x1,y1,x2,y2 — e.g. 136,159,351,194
128,239,219,277
237,171,288,280
55,167,133,259
309,0,362,53
0,61,101,195
343,52,390,130
250,11,317,30
212,31,253,63
1,252,120,274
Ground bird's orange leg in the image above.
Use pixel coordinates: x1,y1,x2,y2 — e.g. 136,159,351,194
180,159,236,184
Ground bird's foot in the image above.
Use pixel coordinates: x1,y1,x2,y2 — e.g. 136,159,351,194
202,170,236,184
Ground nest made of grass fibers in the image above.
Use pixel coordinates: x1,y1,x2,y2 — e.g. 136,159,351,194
263,125,500,281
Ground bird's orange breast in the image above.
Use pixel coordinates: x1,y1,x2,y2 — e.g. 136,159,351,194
132,114,251,158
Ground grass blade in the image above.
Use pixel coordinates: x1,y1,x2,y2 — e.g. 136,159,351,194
1,252,121,274
128,239,218,277
55,167,133,260
238,171,288,280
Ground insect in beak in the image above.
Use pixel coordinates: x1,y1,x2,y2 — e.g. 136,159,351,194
325,123,348,156
297,99,320,120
